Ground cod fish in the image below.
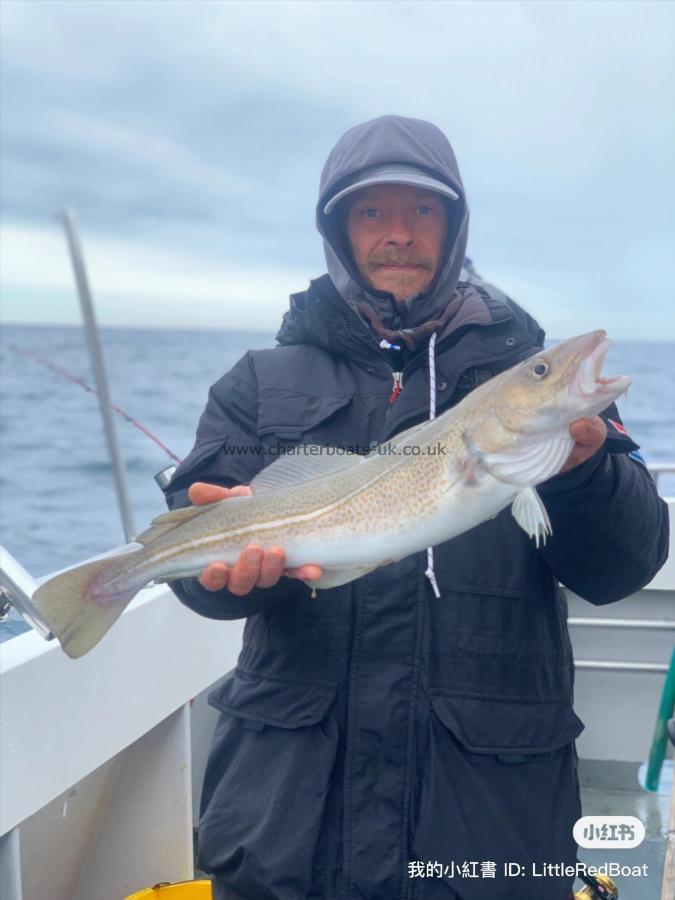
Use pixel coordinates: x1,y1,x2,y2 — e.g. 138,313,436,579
33,330,630,659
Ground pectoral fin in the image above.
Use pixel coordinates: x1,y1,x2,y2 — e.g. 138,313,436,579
462,431,573,487
511,487,552,547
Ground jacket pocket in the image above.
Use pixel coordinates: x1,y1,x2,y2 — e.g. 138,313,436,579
429,690,584,757
256,390,353,443
207,666,339,727
198,668,340,899
412,693,583,900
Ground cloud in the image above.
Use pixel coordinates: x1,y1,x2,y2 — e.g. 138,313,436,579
0,221,310,329
1,0,673,337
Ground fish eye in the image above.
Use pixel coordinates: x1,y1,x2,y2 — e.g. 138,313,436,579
530,360,550,380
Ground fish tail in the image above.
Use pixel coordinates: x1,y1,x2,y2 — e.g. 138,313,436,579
32,550,143,659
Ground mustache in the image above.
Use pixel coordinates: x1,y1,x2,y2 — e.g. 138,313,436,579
367,253,433,271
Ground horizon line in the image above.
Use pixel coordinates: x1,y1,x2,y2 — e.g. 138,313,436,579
1,320,675,344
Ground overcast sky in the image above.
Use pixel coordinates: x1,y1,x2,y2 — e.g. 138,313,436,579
1,0,673,338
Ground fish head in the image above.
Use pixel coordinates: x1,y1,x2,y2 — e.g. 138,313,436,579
493,330,631,436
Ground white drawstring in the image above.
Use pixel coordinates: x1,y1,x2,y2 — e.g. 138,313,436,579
425,332,441,599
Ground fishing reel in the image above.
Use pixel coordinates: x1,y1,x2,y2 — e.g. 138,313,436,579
572,874,618,899
154,465,178,491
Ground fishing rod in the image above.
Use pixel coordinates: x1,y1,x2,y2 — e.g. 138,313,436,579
6,343,183,465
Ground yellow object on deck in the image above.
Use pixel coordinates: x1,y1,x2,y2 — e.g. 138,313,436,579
574,874,619,898
125,880,212,899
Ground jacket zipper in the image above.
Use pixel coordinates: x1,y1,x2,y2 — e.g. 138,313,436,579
338,307,534,415
389,371,403,404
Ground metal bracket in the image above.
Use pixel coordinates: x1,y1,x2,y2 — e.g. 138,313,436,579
0,546,54,641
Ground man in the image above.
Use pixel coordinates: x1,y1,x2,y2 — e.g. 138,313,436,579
165,115,668,900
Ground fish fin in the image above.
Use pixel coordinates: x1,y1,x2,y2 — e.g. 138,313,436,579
32,551,143,659
134,501,224,546
463,431,573,487
458,454,481,486
250,448,364,494
305,563,380,589
368,420,428,456
511,487,552,547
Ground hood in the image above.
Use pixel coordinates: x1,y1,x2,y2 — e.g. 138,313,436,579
316,115,469,329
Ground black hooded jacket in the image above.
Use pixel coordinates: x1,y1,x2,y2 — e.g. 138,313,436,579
164,116,669,900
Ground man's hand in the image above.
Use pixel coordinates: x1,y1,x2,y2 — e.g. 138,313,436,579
187,482,322,595
559,416,608,473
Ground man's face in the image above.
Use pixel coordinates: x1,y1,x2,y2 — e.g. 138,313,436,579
344,183,449,301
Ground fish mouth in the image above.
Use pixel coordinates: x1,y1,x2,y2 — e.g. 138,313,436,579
573,334,632,399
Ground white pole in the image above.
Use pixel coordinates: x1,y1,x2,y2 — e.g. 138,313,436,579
60,210,136,542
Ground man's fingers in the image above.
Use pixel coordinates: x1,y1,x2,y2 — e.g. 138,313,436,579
560,416,608,473
569,416,607,447
228,544,264,596
198,544,323,595
255,546,287,589
227,485,254,497
188,482,252,506
287,564,323,581
189,482,230,505
199,562,230,591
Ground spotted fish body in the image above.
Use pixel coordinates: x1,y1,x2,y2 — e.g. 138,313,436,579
32,330,630,658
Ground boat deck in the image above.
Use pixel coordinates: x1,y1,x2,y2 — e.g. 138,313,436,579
577,760,672,899
189,761,673,898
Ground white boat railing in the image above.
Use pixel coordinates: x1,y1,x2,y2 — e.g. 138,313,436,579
650,462,675,491
568,617,675,630
0,573,243,900
569,617,675,673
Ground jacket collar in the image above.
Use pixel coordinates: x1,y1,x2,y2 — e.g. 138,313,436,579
276,274,514,370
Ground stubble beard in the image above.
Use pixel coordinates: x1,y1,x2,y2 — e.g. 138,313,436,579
364,249,434,301
368,267,433,302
